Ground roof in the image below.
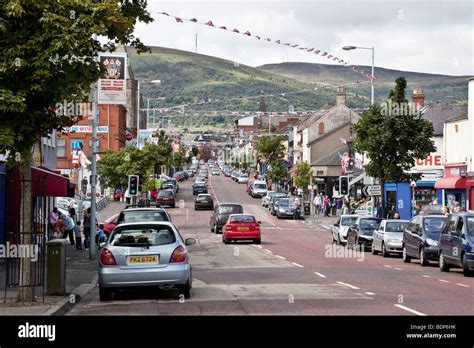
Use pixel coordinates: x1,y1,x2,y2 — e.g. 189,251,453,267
422,105,468,133
238,115,255,126
310,146,347,166
307,121,351,146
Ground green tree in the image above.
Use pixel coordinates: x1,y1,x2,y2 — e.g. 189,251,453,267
267,160,288,187
353,77,435,218
191,146,199,157
0,0,152,301
294,161,312,200
255,135,285,167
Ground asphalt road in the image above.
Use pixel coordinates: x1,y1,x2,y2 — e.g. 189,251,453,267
69,174,473,315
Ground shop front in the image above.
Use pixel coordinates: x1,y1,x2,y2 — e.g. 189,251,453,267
434,164,470,211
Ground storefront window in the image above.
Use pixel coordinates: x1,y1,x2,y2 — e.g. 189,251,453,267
414,187,437,207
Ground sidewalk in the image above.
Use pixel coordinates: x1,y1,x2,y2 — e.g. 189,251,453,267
0,200,126,315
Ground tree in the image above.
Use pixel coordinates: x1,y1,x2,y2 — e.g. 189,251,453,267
267,160,288,188
294,161,312,200
255,135,285,167
191,146,199,157
0,0,152,302
353,77,435,218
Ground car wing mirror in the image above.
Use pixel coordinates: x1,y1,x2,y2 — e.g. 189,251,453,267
257,221,262,224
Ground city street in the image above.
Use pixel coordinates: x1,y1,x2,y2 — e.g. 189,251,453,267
69,174,473,316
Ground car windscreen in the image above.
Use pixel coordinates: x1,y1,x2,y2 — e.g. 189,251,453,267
423,217,446,236
120,211,170,223
230,215,255,223
255,184,267,189
278,199,293,207
158,190,174,197
385,221,408,232
111,226,176,246
341,216,358,226
197,195,212,201
360,219,381,231
219,205,243,214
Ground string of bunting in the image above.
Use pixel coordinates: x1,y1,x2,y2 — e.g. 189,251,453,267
155,11,376,82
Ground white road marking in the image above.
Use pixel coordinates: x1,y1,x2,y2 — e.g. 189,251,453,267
336,281,360,290
314,272,326,278
456,283,470,288
292,262,304,268
255,245,263,249
422,275,431,278
384,265,392,268
394,304,427,316
438,279,450,283
394,267,403,270
321,225,331,230
264,249,273,254
275,255,287,260
365,292,375,296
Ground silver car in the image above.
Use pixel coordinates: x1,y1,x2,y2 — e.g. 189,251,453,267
332,215,358,245
98,222,196,301
372,219,409,257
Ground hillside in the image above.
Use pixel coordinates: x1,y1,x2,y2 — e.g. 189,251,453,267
258,62,469,105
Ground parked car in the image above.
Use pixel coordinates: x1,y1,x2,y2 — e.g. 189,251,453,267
195,194,214,210
156,189,176,208
275,198,297,219
98,222,196,301
261,191,287,207
173,172,185,182
185,169,194,177
332,215,359,245
269,196,285,215
346,217,382,250
211,169,220,176
402,214,447,265
210,203,244,233
372,219,410,257
161,182,176,194
222,214,261,244
192,182,208,195
117,207,172,225
237,174,249,184
102,213,120,235
251,180,268,198
438,213,474,276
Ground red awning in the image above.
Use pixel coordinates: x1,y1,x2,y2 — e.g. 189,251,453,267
32,167,70,197
434,177,467,189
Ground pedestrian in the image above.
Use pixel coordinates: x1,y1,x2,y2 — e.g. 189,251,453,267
83,207,91,250
114,187,123,202
293,196,301,220
313,192,322,218
443,205,450,216
96,224,106,247
61,212,75,245
393,212,401,219
375,203,382,218
323,196,330,217
125,188,131,205
74,221,83,250
342,202,350,215
68,202,77,223
387,206,395,219
453,201,461,213
49,207,59,238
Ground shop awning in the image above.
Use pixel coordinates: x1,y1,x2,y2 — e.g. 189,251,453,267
434,177,467,189
32,167,71,197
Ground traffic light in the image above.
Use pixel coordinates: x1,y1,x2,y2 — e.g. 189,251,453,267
339,176,349,195
128,175,139,196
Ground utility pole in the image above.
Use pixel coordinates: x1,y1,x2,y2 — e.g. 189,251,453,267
90,34,98,260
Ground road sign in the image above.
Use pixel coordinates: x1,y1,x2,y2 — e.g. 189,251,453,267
362,185,381,197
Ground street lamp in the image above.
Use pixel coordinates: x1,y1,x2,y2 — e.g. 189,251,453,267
342,45,375,105
137,79,161,148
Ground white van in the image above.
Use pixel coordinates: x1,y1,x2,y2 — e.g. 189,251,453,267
251,180,268,198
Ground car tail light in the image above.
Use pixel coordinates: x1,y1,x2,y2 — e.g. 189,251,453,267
100,248,117,265
225,225,232,231
170,245,187,263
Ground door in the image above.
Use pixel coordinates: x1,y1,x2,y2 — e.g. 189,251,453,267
440,215,456,263
451,217,464,266
375,221,385,251
405,216,420,257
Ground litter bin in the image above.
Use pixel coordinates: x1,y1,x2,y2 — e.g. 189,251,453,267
303,202,311,215
46,239,67,295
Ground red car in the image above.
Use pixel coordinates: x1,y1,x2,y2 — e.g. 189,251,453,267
222,214,261,244
101,213,119,235
173,173,185,182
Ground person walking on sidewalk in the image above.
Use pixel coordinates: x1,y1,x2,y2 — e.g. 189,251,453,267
83,208,91,250
68,202,77,223
323,196,330,217
61,212,75,245
74,221,83,250
313,192,322,218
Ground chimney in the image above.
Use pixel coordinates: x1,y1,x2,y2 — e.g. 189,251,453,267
336,84,346,106
412,89,425,108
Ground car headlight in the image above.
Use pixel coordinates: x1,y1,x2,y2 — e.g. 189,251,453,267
426,238,438,246
279,208,285,212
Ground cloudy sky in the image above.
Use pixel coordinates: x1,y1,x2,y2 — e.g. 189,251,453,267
133,0,473,76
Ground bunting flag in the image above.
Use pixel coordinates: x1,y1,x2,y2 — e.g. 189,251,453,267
155,12,376,81
355,158,364,170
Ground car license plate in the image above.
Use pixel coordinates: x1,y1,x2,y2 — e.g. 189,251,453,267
237,226,249,231
201,200,208,203
127,255,159,264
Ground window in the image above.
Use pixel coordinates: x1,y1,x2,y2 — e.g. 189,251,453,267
386,222,408,233
57,138,66,157
230,215,255,223
316,171,324,176
219,205,243,214
318,122,325,134
111,227,176,246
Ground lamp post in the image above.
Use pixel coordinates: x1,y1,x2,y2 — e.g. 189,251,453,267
137,79,161,149
342,45,375,105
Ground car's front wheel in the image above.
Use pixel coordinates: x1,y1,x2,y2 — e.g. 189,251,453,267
420,248,428,266
254,238,261,244
371,243,378,255
99,285,113,301
381,243,388,257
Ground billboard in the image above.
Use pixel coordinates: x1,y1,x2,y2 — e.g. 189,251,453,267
98,52,127,105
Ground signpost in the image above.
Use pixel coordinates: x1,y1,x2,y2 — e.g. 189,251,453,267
362,185,381,197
